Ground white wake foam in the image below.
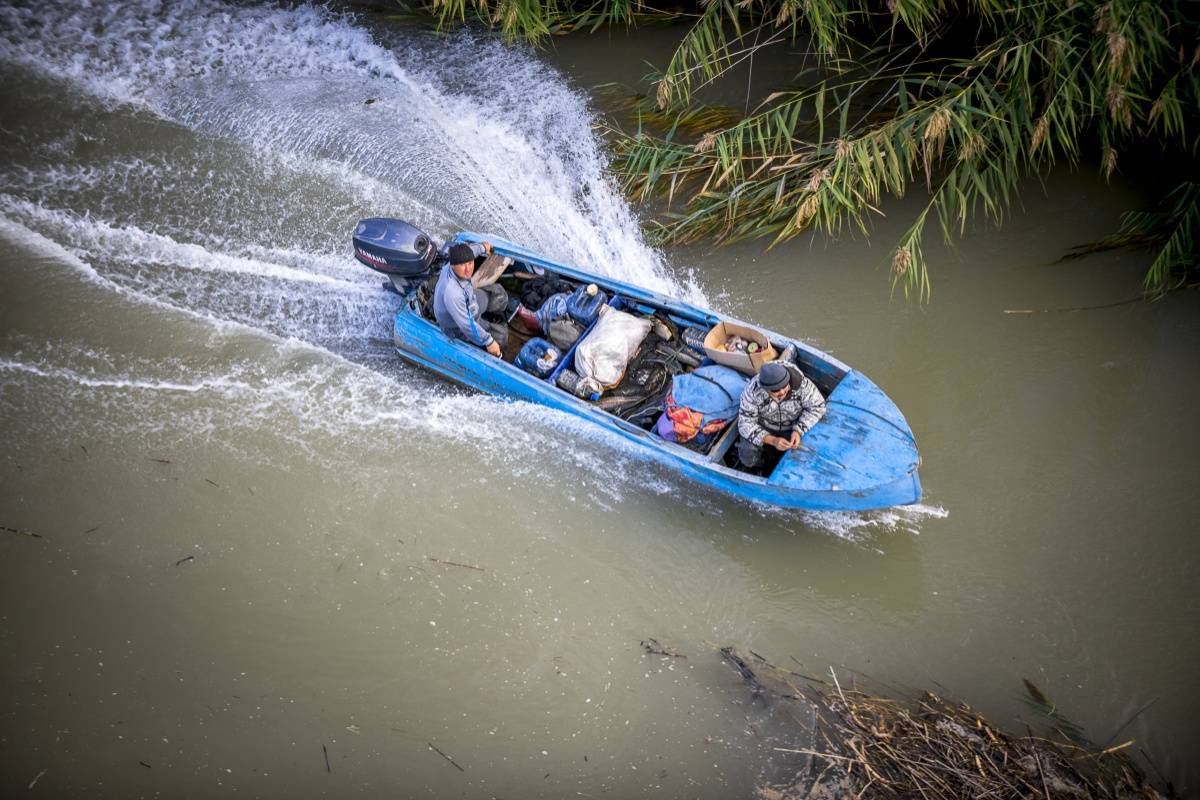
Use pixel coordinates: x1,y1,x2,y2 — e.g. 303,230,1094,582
0,1,930,536
0,0,693,298
0,194,363,288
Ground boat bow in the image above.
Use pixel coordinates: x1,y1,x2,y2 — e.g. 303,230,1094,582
769,370,922,508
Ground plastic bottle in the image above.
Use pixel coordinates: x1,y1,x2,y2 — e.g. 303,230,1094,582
681,326,709,355
567,283,607,326
555,369,601,400
535,351,558,375
515,337,560,378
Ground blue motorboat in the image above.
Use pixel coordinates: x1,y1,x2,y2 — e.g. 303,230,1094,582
353,218,921,511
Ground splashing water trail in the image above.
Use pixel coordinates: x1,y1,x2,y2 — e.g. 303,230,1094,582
0,0,906,534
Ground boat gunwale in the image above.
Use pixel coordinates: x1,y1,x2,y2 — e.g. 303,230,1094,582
394,233,921,509
453,231,857,380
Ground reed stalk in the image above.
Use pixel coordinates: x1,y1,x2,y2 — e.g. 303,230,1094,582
396,0,1199,300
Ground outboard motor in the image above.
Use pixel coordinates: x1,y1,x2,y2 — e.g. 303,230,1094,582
352,218,439,294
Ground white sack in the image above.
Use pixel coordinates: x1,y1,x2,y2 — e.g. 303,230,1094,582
574,308,652,388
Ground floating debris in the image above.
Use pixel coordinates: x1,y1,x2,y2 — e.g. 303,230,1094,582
641,638,685,659
427,557,483,572
720,647,1176,800
428,742,465,772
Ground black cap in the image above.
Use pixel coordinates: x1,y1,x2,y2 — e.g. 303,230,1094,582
758,362,789,391
448,243,476,266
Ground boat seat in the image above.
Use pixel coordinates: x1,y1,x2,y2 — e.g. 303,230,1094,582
416,273,439,320
706,422,740,462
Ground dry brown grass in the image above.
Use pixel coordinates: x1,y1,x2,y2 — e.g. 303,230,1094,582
719,648,1175,800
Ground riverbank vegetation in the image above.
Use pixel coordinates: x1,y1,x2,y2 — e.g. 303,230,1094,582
394,0,1198,299
720,647,1175,800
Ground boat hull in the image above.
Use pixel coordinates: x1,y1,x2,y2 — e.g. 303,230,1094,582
389,237,921,512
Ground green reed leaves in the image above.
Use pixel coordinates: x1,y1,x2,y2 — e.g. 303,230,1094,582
615,0,1199,300
401,0,1199,300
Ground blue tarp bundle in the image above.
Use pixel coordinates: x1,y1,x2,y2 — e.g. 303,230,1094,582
655,364,748,447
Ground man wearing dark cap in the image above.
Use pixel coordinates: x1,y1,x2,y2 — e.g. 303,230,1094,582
736,360,827,471
433,240,509,357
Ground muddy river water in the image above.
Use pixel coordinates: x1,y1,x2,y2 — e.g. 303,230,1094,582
1,2,1198,797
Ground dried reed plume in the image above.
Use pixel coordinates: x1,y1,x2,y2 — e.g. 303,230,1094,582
795,193,820,226
1102,146,1119,178
694,130,720,153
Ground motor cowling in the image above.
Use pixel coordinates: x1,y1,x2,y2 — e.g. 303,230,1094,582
352,218,437,279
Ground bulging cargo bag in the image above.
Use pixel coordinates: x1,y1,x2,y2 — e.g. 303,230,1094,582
655,364,749,448
573,308,652,388
535,292,571,332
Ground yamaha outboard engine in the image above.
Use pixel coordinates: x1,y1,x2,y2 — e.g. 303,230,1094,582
352,218,439,294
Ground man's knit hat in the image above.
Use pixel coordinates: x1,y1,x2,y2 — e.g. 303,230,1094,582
758,362,790,392
448,243,476,266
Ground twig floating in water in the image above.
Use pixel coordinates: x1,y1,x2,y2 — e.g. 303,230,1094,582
323,743,331,773
205,478,219,487
139,761,151,769
28,769,47,788
428,742,465,772
1003,295,1142,314
427,557,483,572
151,458,171,464
3,525,42,539
1032,742,1051,800
1098,739,1135,756
788,655,825,684
642,638,686,658
174,555,194,567
84,526,101,534
774,747,855,761
1104,697,1158,747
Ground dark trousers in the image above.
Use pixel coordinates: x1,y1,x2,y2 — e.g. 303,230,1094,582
737,428,789,469
474,284,509,349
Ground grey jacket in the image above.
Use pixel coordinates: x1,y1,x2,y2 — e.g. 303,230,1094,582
737,363,827,447
432,243,491,347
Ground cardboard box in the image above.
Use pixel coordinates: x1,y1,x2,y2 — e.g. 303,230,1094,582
703,322,778,376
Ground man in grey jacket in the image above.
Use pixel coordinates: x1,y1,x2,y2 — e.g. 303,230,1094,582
433,241,508,357
737,361,827,470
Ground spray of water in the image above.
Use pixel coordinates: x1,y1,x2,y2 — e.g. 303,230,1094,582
0,0,692,291
0,0,919,534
